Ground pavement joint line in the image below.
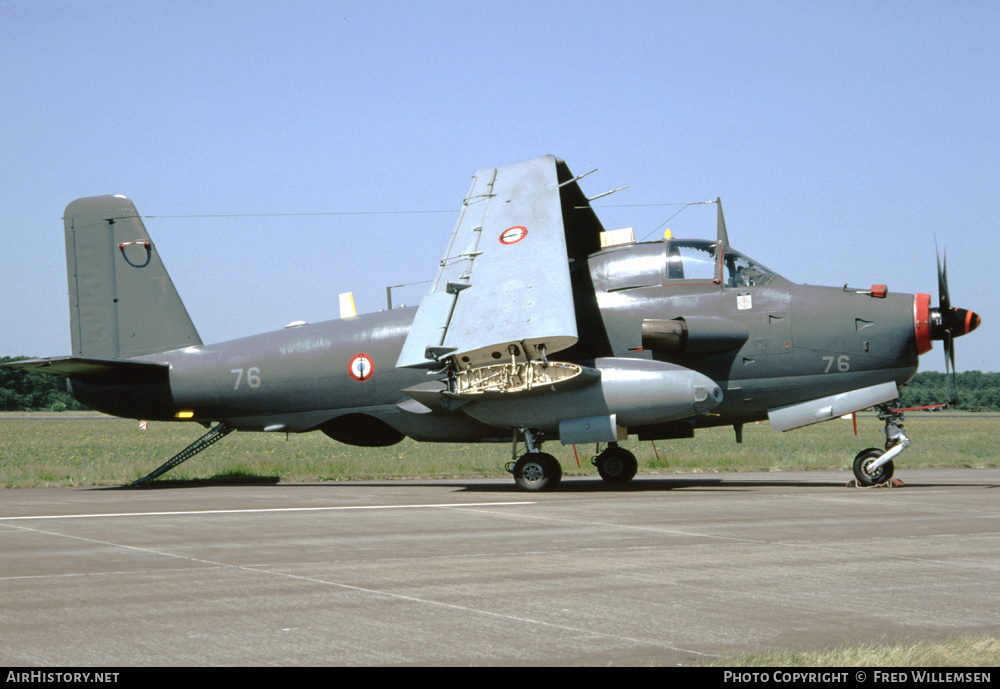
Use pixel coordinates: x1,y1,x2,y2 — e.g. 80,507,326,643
467,505,1000,572
784,492,1000,516
7,499,993,575
0,501,536,521
1,520,716,659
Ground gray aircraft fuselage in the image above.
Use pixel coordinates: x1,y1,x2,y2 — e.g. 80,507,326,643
70,237,922,446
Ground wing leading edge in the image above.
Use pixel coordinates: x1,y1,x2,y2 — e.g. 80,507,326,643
397,155,578,369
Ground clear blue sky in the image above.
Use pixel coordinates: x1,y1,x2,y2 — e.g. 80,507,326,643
2,0,997,373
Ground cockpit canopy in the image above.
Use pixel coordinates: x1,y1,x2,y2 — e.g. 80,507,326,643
594,239,779,292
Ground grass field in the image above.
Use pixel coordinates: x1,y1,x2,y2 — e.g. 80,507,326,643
1,411,997,488
710,635,1000,667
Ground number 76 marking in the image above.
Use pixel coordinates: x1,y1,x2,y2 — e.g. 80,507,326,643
232,367,262,389
822,355,850,373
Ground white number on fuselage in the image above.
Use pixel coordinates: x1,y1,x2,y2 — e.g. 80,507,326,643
821,355,850,373
231,367,262,389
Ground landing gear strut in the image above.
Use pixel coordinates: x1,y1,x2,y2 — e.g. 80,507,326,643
852,403,908,486
593,443,638,485
506,427,562,492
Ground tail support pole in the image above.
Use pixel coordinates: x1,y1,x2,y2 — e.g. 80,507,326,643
133,423,234,486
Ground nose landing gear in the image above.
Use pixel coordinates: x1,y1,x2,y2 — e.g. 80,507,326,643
852,404,908,486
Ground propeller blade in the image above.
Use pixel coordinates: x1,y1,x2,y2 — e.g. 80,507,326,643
936,239,951,312
943,331,954,405
948,335,958,405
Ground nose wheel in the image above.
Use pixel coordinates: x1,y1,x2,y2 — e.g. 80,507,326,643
853,448,894,486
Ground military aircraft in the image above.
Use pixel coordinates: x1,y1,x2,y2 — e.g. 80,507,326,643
5,155,980,490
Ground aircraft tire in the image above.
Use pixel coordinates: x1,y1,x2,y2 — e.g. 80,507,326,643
853,448,894,486
596,447,638,484
513,453,562,492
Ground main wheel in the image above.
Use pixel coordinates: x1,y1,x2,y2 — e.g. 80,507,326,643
853,448,894,486
513,453,562,492
595,447,638,484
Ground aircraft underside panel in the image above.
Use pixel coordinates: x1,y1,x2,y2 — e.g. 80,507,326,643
397,155,578,369
767,381,899,431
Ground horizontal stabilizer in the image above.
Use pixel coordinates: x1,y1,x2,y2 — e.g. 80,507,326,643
3,356,169,382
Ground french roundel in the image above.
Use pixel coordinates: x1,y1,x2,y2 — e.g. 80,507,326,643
499,226,528,245
349,353,374,381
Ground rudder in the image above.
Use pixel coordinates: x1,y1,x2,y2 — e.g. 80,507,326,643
64,195,202,359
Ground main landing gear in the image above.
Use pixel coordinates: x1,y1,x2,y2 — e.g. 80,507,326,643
592,443,638,484
506,429,640,491
507,427,562,492
852,403,909,486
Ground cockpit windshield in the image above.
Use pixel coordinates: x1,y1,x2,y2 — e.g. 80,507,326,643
595,239,779,291
665,241,717,281
723,250,776,288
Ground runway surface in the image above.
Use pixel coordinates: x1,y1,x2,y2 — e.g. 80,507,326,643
2,469,997,666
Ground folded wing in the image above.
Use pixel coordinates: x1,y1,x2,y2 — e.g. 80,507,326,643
397,155,578,369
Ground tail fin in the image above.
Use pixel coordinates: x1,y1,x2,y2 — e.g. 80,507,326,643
64,195,202,359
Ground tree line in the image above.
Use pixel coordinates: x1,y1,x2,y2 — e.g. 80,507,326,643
1,354,998,412
0,357,88,411
897,370,1000,411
